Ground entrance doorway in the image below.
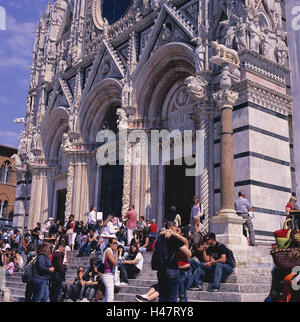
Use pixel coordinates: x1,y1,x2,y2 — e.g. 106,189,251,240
56,188,67,225
98,165,124,220
165,164,195,226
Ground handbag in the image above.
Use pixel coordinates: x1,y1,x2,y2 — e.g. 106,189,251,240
271,247,300,271
274,219,293,248
67,229,74,235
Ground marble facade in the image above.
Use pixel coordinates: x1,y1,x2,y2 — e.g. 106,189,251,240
12,0,295,244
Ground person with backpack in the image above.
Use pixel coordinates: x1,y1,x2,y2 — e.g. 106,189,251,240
32,243,55,302
192,232,235,292
151,222,191,302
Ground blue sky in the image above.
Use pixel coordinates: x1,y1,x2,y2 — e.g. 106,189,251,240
0,0,48,148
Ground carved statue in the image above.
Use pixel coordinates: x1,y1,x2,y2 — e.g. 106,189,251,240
211,41,240,66
220,66,232,90
191,37,206,73
261,29,275,61
235,17,247,50
272,0,282,30
276,34,288,65
184,75,207,101
11,154,22,169
62,133,72,151
224,25,236,48
248,17,261,53
116,108,128,130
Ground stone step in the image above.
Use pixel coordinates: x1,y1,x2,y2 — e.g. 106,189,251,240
117,280,270,295
114,291,268,302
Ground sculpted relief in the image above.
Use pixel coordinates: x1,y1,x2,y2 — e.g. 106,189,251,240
212,0,288,65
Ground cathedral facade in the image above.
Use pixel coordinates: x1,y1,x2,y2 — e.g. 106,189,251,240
13,0,295,244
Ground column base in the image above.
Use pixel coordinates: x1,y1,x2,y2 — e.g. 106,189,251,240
210,209,249,248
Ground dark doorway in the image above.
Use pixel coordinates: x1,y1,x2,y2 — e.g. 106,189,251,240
98,165,124,220
165,164,195,226
56,188,67,225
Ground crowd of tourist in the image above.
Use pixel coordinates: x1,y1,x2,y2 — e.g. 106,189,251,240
0,191,281,303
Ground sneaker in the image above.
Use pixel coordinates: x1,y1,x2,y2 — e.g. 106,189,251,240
189,285,203,291
209,286,219,292
119,282,128,286
136,294,149,302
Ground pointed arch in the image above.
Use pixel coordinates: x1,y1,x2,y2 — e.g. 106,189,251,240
79,78,122,143
133,42,196,119
41,106,69,159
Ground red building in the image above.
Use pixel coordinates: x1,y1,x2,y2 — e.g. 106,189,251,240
0,145,17,227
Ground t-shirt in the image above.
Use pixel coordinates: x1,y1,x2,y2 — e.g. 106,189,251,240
206,242,230,266
134,252,144,271
150,223,157,233
32,227,41,240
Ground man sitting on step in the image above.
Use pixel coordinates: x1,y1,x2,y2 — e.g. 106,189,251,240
190,232,235,292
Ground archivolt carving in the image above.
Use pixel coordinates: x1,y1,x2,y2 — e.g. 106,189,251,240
92,0,108,31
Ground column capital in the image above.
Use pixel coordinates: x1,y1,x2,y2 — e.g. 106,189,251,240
213,89,239,110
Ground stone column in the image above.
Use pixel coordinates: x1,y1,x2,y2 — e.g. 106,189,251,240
210,88,247,247
209,46,248,248
214,89,238,212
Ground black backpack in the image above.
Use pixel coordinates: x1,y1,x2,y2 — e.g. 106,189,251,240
22,256,37,283
221,244,236,268
151,236,170,271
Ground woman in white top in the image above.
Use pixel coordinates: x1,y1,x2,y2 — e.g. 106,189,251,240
101,215,119,249
119,243,143,285
102,238,121,302
190,196,204,224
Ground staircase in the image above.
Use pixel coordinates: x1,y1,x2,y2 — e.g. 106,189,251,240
3,246,273,302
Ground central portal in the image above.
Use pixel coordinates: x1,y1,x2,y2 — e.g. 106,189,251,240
98,165,124,220
56,188,67,224
165,164,195,226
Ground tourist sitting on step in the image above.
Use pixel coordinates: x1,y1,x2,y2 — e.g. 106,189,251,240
12,249,24,272
119,243,144,286
136,283,159,302
188,232,235,292
101,215,120,250
80,258,104,302
60,266,86,302
77,229,100,257
127,229,149,254
3,255,15,276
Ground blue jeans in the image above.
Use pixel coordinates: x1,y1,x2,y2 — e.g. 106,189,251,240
32,277,50,302
187,259,202,288
179,269,190,302
79,241,98,256
157,269,180,302
196,262,233,289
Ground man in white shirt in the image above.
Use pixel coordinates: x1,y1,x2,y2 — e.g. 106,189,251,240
88,205,97,230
